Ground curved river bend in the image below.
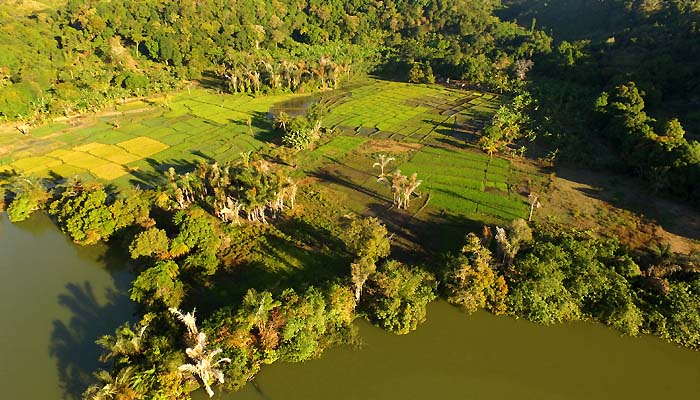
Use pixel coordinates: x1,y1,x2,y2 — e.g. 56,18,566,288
2,214,700,399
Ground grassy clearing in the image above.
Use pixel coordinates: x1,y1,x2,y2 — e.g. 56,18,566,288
323,80,503,147
398,146,529,220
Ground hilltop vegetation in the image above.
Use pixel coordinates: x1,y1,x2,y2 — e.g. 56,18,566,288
504,0,700,203
0,0,550,122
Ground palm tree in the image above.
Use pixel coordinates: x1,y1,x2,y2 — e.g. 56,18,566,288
178,347,231,398
96,320,150,363
238,289,280,332
372,154,395,180
274,111,291,132
83,366,139,400
171,308,231,398
351,257,376,303
527,193,540,222
400,173,422,209
169,307,198,337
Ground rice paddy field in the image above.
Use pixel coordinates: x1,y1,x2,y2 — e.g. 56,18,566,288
321,79,504,144
0,89,304,186
0,78,534,225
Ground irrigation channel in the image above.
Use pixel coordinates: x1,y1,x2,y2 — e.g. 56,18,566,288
2,213,700,399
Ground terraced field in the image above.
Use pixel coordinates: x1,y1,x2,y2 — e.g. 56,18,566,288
0,89,301,186
1,78,533,225
320,80,504,144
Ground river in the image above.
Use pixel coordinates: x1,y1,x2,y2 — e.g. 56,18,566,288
0,213,134,399
2,213,700,399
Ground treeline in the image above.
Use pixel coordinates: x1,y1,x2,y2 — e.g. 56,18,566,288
442,220,700,348
0,0,551,122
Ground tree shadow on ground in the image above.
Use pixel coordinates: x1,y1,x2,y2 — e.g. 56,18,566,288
196,70,226,91
49,278,134,400
554,167,700,243
128,157,202,188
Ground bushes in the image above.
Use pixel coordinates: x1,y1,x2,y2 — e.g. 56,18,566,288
363,260,437,335
5,178,51,222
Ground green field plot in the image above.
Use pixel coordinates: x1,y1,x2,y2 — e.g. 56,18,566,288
301,136,368,170
322,80,501,146
399,146,528,220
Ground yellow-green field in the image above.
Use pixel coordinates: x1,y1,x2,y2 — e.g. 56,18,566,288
0,87,303,187
0,78,531,226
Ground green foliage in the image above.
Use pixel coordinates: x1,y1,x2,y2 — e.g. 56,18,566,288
345,217,391,262
282,127,314,150
171,209,221,275
363,260,437,335
6,177,51,222
595,82,700,200
110,188,154,230
506,227,644,334
49,185,117,245
130,261,185,308
129,228,170,260
277,287,328,362
48,183,154,245
479,92,533,155
444,234,509,314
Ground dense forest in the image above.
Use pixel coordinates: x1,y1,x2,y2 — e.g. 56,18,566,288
503,0,700,202
0,0,550,121
2,0,700,399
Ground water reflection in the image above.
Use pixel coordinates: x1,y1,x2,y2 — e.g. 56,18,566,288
0,214,134,399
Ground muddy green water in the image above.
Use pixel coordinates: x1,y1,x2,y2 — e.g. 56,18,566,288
219,301,700,400
0,213,134,399
3,214,700,400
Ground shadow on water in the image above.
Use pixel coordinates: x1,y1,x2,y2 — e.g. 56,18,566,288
50,278,134,400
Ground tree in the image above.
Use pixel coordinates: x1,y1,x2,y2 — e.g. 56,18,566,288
363,260,437,334
95,315,153,365
171,308,231,398
386,170,422,209
444,233,508,314
273,111,291,132
129,228,170,260
6,177,51,222
408,62,425,83
346,217,391,261
83,366,139,400
372,154,395,180
49,185,117,245
527,193,540,222
130,261,185,308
